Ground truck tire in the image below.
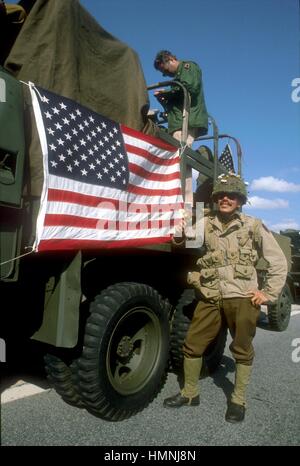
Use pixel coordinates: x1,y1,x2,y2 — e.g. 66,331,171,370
170,289,227,376
267,283,292,331
44,354,85,408
77,282,170,421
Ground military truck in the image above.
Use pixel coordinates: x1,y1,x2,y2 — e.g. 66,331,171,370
280,230,300,303
0,0,293,421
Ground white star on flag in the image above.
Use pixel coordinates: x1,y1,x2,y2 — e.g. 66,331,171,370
29,85,184,251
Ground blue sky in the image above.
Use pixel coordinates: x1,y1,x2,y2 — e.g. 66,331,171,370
81,0,300,231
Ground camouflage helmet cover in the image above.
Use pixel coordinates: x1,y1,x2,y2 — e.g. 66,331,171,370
212,173,248,203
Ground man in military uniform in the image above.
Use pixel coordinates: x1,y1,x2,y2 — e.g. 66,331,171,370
164,173,288,423
153,50,208,146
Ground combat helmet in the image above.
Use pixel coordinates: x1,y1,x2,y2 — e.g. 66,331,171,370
211,173,248,204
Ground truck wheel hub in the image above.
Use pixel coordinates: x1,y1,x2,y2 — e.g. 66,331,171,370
117,336,134,358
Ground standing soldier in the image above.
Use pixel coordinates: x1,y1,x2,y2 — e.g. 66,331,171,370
153,50,208,146
165,173,288,423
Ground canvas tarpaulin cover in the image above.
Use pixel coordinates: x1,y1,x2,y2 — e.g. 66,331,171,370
2,0,149,195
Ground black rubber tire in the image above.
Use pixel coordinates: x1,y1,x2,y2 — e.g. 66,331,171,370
170,289,227,376
44,354,85,408
268,283,292,331
77,282,170,421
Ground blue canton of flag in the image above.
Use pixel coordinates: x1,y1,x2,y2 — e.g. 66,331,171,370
219,143,235,173
39,88,129,189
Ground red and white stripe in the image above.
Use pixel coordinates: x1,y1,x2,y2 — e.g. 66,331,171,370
35,123,184,251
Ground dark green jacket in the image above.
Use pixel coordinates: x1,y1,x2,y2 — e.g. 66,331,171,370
161,61,208,134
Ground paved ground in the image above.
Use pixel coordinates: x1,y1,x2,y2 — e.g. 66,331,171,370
1,306,299,447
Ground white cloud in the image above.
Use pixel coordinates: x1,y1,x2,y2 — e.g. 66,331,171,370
268,219,300,233
245,196,289,209
250,176,300,192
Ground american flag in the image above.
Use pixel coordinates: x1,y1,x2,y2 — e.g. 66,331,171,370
30,85,183,251
219,143,235,172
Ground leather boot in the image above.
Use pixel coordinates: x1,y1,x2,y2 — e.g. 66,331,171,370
225,363,252,423
225,402,245,423
163,357,202,408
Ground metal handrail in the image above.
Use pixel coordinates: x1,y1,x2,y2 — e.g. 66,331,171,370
196,130,243,178
147,80,190,148
147,82,243,190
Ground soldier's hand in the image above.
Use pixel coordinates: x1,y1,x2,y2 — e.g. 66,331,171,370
247,290,269,306
184,212,196,239
154,90,167,103
172,209,186,243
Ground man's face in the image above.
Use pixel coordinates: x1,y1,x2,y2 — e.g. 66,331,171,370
158,58,178,77
215,192,242,215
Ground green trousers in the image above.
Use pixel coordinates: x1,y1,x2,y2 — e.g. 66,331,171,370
183,297,260,365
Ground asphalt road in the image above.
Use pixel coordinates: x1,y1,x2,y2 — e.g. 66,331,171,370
1,308,300,447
